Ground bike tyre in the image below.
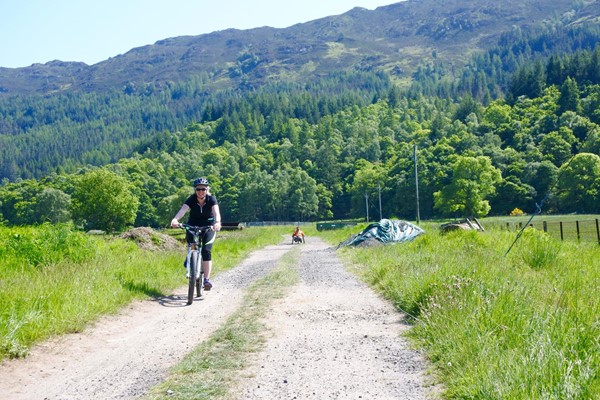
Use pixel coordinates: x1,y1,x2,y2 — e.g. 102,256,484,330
196,270,204,298
187,251,199,305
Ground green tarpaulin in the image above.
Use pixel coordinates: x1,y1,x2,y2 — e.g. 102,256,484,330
339,219,425,247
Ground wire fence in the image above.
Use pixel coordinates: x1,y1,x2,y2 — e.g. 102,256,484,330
245,221,308,227
501,218,600,244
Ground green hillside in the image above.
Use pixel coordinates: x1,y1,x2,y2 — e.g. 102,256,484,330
1,0,600,226
1,0,599,181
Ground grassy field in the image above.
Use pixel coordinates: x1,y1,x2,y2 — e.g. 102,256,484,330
482,214,600,244
0,224,290,361
316,219,600,398
3,219,600,398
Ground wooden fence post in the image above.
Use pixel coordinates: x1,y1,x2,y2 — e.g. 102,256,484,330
560,221,564,241
596,219,599,245
576,220,581,242
543,221,547,233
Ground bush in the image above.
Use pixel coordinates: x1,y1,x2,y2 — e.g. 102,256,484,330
71,169,139,232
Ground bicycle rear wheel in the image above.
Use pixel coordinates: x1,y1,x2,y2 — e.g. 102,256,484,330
187,251,199,305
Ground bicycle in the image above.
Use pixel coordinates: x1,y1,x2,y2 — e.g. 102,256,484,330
292,235,304,244
178,224,213,305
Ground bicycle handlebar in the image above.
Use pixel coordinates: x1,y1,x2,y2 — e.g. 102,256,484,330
178,224,214,233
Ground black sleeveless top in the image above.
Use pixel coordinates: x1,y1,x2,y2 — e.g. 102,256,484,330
184,194,218,226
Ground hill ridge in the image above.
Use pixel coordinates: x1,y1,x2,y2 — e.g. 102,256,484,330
0,0,582,96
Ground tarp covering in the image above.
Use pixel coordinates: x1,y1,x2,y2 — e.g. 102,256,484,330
339,219,425,247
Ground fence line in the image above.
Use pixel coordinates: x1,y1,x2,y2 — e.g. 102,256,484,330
502,218,600,244
245,221,308,227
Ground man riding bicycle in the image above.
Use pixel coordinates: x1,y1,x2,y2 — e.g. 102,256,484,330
292,226,305,244
171,177,222,290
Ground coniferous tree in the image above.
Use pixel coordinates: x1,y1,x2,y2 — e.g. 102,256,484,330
557,76,582,115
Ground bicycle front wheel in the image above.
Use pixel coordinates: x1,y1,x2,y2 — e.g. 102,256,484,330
187,251,199,305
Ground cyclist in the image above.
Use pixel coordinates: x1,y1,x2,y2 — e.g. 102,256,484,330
171,177,222,290
292,226,305,243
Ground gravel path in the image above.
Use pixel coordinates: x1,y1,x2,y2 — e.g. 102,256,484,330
237,237,429,399
0,236,432,399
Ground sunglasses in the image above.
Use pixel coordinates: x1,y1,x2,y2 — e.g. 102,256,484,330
195,187,207,191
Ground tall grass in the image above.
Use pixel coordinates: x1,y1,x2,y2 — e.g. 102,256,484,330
0,225,290,361
319,221,600,398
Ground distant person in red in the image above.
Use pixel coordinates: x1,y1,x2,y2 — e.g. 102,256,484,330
292,226,305,244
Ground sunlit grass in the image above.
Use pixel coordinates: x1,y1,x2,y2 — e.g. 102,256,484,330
5,220,599,397
318,220,600,398
0,225,290,361
483,214,600,243
324,42,358,59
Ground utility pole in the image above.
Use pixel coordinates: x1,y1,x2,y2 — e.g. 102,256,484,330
414,145,421,224
365,191,369,222
378,183,382,220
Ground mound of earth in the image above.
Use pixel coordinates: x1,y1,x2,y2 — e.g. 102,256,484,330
119,227,182,251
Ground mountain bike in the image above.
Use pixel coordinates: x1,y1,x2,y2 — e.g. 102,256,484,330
178,224,213,305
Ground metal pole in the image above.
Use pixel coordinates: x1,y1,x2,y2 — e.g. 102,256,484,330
378,183,382,221
365,192,369,223
414,145,421,224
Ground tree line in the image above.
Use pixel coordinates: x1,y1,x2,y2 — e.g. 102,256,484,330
1,71,599,231
0,71,390,181
408,22,600,102
4,22,600,183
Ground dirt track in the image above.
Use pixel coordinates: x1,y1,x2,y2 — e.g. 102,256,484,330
0,237,432,399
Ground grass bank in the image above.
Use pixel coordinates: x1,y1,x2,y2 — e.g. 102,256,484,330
0,224,290,361
318,220,600,398
144,247,300,400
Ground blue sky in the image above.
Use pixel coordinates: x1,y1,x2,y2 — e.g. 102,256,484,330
0,0,397,68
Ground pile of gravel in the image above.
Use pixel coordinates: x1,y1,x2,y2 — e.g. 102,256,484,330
119,227,182,251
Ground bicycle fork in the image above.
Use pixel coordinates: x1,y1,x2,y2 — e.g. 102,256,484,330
185,249,202,279
185,250,192,278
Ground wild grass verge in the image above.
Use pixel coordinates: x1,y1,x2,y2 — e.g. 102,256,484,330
0,224,290,361
318,221,600,398
144,247,300,400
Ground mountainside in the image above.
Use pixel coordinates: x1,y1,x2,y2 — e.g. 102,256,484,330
1,0,600,224
2,0,600,184
0,0,591,96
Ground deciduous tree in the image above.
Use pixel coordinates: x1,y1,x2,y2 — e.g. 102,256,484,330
433,156,502,217
71,169,139,232
556,153,600,213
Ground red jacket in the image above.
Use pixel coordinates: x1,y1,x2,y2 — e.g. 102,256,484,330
292,228,304,237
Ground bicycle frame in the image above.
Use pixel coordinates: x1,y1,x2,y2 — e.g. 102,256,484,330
180,224,213,304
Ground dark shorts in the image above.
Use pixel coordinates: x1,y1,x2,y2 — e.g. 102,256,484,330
186,229,216,261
